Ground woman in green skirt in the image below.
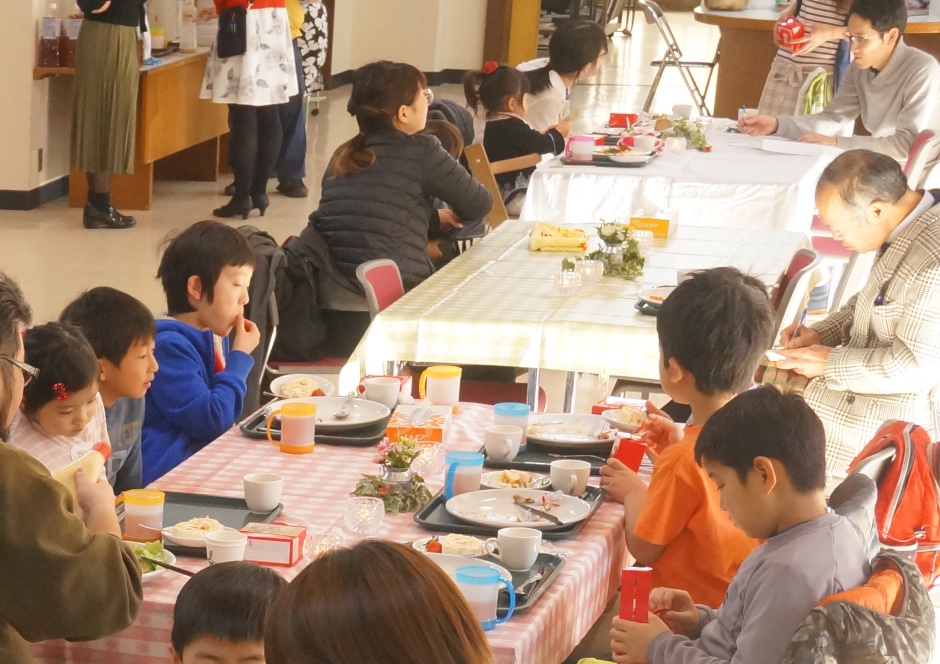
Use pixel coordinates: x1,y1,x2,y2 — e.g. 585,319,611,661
71,0,145,229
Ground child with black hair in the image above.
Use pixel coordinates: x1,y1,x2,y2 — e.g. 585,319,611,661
600,267,774,608
465,62,568,214
8,322,110,474
610,386,871,664
170,561,286,664
61,287,158,493
517,19,608,132
142,220,260,484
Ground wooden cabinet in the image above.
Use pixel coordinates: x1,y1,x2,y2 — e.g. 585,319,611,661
484,0,541,66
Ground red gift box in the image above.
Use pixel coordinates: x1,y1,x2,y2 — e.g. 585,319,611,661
621,567,653,622
241,522,307,567
608,112,639,128
776,17,805,53
612,436,647,472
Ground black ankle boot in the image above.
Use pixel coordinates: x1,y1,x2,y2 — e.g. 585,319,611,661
83,204,136,229
251,193,269,217
213,196,252,220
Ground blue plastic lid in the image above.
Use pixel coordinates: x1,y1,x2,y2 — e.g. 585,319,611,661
455,565,500,585
494,402,530,417
445,451,484,467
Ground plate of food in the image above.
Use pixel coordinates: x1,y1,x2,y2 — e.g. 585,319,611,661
637,286,675,307
480,469,551,490
413,534,486,557
266,397,391,431
602,404,646,433
446,488,592,530
526,414,612,445
425,554,512,583
608,151,656,164
162,516,236,548
269,374,335,398
131,541,176,580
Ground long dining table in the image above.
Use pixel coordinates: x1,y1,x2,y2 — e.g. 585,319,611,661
343,219,808,407
30,403,631,664
520,121,838,232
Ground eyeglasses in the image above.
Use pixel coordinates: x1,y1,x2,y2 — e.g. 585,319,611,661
0,356,39,385
422,88,433,103
842,31,880,45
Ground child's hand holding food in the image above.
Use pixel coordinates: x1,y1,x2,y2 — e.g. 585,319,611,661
232,314,261,355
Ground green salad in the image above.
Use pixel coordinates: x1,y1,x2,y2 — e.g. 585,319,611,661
131,540,167,574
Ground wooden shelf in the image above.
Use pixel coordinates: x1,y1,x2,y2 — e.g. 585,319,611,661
33,66,75,80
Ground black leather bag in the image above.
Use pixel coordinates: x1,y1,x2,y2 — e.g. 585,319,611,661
216,4,248,58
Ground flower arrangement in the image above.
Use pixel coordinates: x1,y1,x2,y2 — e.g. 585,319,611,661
661,119,711,152
562,222,645,281
596,221,630,246
373,435,421,469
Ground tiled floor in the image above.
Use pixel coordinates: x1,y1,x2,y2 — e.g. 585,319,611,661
0,12,719,412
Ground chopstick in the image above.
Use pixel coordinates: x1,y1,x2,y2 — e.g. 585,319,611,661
141,557,195,577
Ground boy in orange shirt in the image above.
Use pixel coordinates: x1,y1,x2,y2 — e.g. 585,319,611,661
600,267,774,607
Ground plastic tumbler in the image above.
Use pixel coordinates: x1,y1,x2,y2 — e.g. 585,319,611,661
455,566,515,631
123,489,165,542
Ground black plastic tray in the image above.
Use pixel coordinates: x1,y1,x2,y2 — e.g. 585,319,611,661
118,491,283,558
561,153,656,168
483,446,607,476
414,486,605,540
498,552,566,615
238,406,391,447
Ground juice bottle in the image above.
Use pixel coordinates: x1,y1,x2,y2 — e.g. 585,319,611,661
60,5,83,68
38,2,62,67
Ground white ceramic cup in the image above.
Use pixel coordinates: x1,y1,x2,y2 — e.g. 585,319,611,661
243,472,284,513
363,376,400,410
483,424,523,461
632,135,658,153
672,104,692,120
484,527,542,572
205,531,248,564
550,459,590,496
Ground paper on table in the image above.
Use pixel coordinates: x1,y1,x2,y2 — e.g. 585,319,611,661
760,138,842,159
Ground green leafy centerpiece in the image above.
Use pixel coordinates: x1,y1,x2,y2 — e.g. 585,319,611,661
351,435,432,513
660,118,712,152
562,222,645,281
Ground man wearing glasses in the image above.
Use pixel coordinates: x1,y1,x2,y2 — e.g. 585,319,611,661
0,273,142,661
741,0,940,162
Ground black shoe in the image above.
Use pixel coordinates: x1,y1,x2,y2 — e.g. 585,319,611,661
83,204,136,229
223,182,236,196
213,196,252,220
252,193,269,217
276,179,308,198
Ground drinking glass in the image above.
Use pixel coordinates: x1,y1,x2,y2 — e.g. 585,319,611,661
552,271,582,295
304,527,346,563
343,497,385,535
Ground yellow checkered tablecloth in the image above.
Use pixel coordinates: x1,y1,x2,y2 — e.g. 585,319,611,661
346,220,807,383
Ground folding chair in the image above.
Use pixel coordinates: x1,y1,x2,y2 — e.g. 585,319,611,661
638,0,717,117
463,142,542,229
773,248,822,339
904,130,940,190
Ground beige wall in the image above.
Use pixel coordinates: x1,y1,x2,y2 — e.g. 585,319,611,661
0,0,486,193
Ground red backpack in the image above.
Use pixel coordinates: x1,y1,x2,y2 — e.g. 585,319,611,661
847,420,940,588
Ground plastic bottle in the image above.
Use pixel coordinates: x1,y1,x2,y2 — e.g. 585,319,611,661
60,4,83,68
38,2,62,68
180,0,197,52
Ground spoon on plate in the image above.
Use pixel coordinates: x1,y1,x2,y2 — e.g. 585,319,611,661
333,392,356,420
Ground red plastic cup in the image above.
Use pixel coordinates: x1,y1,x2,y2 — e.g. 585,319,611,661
611,437,647,472
620,567,652,622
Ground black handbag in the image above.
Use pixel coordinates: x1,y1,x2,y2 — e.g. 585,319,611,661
216,2,249,58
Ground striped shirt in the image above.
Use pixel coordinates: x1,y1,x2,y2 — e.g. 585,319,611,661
778,0,848,68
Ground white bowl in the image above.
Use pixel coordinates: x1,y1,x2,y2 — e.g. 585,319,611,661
162,525,237,548
270,374,335,398
609,153,654,164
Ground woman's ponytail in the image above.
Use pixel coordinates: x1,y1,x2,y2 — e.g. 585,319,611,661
463,70,484,114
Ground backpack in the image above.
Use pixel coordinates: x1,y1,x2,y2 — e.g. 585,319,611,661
847,420,940,587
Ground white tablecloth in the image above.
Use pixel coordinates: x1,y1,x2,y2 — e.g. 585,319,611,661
520,125,837,232
345,220,807,384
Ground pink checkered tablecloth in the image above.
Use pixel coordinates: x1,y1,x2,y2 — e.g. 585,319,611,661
31,403,627,664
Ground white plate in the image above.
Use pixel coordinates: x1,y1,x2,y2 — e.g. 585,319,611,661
412,536,486,557
637,286,675,307
162,525,237,548
526,413,613,445
141,550,176,581
608,153,655,164
602,407,646,433
480,470,551,490
269,374,335,398
425,553,512,582
591,125,627,136
446,488,592,529
268,397,390,431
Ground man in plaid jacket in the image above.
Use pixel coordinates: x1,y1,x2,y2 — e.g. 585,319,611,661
777,149,940,476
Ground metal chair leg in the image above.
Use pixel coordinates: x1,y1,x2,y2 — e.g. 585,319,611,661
644,58,669,113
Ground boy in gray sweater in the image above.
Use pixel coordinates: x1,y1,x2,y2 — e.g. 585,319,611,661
609,387,872,664
741,0,940,162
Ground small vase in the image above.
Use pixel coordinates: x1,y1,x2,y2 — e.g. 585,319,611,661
380,463,414,491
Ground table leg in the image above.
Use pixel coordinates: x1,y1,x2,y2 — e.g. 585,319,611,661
526,368,541,411
563,371,578,413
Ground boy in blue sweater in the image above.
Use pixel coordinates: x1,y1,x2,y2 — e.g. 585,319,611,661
142,221,260,484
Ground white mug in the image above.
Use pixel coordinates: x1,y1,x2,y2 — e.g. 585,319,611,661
205,531,248,564
243,472,284,513
632,135,662,153
550,459,590,496
484,527,542,572
483,424,523,461
363,376,400,410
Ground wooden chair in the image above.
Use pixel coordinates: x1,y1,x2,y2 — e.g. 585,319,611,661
463,142,542,229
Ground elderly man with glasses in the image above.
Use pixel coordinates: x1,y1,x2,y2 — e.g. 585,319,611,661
741,0,940,162
0,272,142,662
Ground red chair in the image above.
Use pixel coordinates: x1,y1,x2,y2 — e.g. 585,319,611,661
356,259,548,412
773,248,821,339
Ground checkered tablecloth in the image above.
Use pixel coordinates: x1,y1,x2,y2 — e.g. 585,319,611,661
30,403,627,664
520,125,836,232
346,220,806,383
